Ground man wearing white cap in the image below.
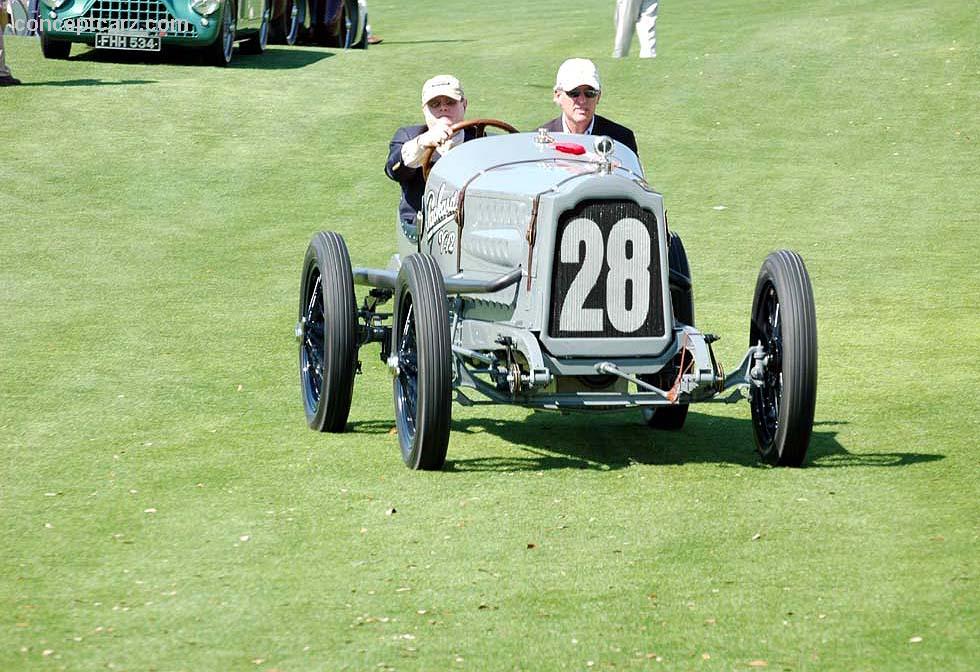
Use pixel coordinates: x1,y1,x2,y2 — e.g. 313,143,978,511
539,58,638,155
613,0,658,59
385,74,476,229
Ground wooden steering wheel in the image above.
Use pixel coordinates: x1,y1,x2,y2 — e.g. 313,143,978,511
420,118,520,181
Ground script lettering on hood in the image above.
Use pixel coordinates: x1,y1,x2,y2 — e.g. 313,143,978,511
424,183,461,243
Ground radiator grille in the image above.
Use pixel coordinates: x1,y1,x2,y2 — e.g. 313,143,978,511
80,0,198,37
548,200,664,339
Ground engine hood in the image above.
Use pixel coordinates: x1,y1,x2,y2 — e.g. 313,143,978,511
426,131,646,198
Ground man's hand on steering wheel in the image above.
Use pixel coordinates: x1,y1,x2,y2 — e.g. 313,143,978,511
418,119,454,149
420,118,520,180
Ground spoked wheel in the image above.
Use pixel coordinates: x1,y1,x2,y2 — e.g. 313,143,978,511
749,250,817,466
298,232,358,432
641,231,693,430
392,254,452,470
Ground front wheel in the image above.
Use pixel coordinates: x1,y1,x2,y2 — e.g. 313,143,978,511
392,254,452,470
207,0,237,66
749,250,817,466
40,33,71,59
298,232,358,432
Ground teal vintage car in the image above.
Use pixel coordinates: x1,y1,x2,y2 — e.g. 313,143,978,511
38,0,270,65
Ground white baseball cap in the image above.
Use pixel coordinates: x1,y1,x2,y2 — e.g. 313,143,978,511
554,58,602,92
422,75,464,105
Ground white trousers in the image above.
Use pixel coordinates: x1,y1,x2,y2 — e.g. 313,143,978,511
613,0,658,58
0,31,12,78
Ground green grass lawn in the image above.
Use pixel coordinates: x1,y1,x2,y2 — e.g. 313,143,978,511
2,0,978,669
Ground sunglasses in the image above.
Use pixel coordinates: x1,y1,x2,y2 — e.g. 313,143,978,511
564,88,599,99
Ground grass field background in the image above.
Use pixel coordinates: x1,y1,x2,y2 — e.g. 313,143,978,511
2,0,978,669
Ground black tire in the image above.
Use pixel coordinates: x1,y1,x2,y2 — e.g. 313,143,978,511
207,0,236,66
749,250,817,467
40,33,71,60
667,231,694,326
641,231,693,430
338,0,360,49
241,1,270,54
392,254,452,470
271,0,302,45
320,0,359,48
299,232,358,432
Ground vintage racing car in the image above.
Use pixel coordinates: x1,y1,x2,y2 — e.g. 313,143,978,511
296,120,818,469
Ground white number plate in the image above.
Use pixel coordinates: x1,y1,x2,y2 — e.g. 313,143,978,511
95,33,162,52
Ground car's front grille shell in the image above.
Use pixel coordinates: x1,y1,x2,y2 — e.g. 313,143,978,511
78,0,198,38
548,199,665,339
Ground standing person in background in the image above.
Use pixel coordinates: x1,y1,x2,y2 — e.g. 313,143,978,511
0,7,23,86
539,58,638,155
360,0,382,44
613,0,658,58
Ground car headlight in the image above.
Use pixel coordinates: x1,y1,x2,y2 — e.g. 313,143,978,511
189,0,221,16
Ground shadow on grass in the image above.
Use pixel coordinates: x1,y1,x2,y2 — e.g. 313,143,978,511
19,78,157,87
229,48,333,70
70,46,331,69
439,412,944,472
348,419,397,435
379,39,475,45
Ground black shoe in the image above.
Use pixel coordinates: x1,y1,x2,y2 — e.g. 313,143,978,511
0,75,22,86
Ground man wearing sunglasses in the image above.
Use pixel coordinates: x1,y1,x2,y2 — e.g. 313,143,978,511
385,74,477,231
539,58,637,155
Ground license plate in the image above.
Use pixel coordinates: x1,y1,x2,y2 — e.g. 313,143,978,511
95,33,162,52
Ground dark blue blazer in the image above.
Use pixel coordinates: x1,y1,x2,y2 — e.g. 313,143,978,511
538,115,639,156
385,125,477,226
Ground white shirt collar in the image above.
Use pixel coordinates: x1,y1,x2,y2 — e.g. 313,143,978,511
562,115,596,136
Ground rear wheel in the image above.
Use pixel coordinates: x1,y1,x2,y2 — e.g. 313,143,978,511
667,231,694,326
749,250,817,466
242,1,270,54
298,232,358,432
40,33,71,60
392,254,451,470
641,231,693,430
